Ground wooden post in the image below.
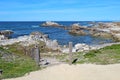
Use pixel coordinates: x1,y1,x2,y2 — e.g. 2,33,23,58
69,42,73,65
34,45,40,66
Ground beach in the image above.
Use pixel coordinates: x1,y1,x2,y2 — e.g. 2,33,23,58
5,63,120,80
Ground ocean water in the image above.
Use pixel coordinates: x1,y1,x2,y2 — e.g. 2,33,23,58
0,21,114,45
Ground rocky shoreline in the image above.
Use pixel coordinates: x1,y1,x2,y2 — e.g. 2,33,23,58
40,21,120,52
41,21,120,41
1,22,120,53
0,31,120,53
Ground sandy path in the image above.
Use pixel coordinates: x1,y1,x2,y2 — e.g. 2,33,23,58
5,64,120,80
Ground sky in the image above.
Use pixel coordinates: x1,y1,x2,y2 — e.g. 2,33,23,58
0,0,120,21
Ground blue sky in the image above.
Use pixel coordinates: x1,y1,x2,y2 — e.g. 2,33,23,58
0,0,120,21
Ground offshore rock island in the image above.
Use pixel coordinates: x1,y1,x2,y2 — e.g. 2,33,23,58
41,21,120,41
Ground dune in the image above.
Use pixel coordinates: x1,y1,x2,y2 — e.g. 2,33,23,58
5,63,120,80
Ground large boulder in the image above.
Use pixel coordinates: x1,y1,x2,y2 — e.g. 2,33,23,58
69,30,86,36
75,43,91,52
0,30,13,35
46,40,59,50
71,23,80,30
0,35,6,40
69,23,90,36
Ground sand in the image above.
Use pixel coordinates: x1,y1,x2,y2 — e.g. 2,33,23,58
4,63,120,80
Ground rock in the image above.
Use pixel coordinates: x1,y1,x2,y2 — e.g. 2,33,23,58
0,30,13,39
71,23,80,30
41,21,61,27
92,32,113,38
96,28,111,33
89,27,113,39
69,23,91,36
112,34,120,41
41,21,68,30
90,22,120,40
0,30,13,35
30,31,48,42
40,59,50,65
0,35,6,40
75,43,91,52
0,31,61,51
94,22,120,29
71,23,88,30
108,28,120,33
46,40,59,50
52,40,59,50
69,30,86,36
62,48,76,53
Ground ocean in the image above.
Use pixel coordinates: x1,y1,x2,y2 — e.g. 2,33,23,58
0,21,114,45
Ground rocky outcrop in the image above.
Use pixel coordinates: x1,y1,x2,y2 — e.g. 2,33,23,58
0,30,13,35
0,31,60,51
91,31,113,39
89,22,120,40
0,31,46,46
69,30,86,36
93,22,117,29
0,30,14,39
71,23,90,30
95,32,112,38
31,32,60,51
41,21,68,30
69,23,86,36
30,31,49,42
41,21,61,27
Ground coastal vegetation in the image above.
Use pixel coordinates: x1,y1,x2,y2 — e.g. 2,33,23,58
75,44,120,65
0,46,39,79
0,40,60,79
1,40,120,79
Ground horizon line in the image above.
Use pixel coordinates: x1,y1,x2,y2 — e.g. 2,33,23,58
0,20,119,22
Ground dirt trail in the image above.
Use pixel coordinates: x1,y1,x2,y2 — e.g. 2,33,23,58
5,63,120,80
